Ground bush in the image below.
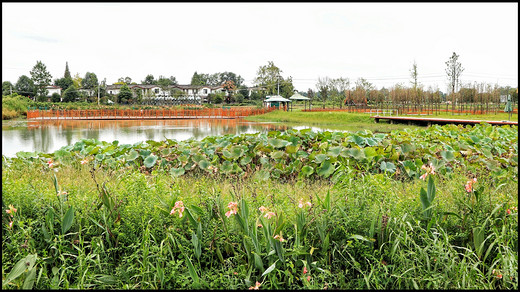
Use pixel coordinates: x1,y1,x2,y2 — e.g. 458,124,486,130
51,93,61,102
1,94,30,119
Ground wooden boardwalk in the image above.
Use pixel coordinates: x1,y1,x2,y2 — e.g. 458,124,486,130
371,115,518,126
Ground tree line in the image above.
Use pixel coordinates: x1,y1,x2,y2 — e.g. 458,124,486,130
2,53,517,108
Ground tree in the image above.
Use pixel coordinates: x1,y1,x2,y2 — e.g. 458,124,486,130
51,92,61,102
445,52,464,95
328,77,350,108
254,61,283,95
64,62,71,79
2,81,14,96
316,77,330,109
81,72,98,97
222,80,236,103
54,77,73,92
15,75,35,98
191,72,208,86
157,76,172,97
143,74,156,85
30,60,52,97
169,76,178,85
355,78,374,104
62,85,79,102
124,77,132,84
73,73,82,90
410,60,419,90
117,84,133,104
279,77,295,99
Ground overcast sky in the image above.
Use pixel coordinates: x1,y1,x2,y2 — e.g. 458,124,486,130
2,2,518,92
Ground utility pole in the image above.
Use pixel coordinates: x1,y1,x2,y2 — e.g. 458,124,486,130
277,75,280,96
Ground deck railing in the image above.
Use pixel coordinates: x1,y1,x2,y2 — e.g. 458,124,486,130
27,107,276,120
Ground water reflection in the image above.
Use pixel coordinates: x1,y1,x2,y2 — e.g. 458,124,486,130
2,119,320,157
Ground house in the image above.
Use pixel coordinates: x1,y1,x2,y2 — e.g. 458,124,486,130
46,85,62,96
106,84,228,101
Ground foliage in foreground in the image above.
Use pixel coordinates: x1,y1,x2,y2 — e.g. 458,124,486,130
2,124,518,289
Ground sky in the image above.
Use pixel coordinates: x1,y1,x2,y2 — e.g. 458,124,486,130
2,2,518,93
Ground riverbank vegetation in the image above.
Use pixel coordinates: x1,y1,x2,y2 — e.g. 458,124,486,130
2,123,517,289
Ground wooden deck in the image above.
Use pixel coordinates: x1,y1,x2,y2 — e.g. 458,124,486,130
371,115,518,126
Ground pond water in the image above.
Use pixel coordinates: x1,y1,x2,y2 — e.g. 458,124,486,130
2,119,328,157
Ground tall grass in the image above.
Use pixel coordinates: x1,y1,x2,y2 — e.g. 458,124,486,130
2,155,517,289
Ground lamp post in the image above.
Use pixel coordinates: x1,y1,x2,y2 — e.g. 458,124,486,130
98,78,105,106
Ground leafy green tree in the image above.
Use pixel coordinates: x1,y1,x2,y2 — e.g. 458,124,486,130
117,84,133,104
2,81,14,96
279,76,295,99
316,77,330,108
54,77,73,92
445,52,464,95
51,92,61,102
143,74,156,85
15,75,35,97
254,61,283,95
64,61,72,79
157,76,172,97
410,60,419,90
124,77,132,84
72,73,82,90
169,76,178,85
30,60,52,97
191,72,208,85
62,85,79,102
81,72,98,97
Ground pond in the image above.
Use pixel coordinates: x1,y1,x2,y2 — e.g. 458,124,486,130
2,119,328,157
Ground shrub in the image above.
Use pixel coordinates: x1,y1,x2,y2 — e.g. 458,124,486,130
51,93,61,103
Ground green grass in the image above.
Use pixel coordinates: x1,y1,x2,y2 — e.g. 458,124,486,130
2,124,517,289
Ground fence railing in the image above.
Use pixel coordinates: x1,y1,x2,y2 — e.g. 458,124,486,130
27,107,276,120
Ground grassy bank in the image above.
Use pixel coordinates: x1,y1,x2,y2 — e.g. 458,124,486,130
245,109,518,132
2,124,517,289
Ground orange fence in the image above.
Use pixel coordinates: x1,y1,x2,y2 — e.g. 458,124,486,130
27,107,276,120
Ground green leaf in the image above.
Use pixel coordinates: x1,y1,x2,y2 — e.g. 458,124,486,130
22,268,37,289
62,206,74,234
240,156,252,165
125,150,139,161
301,165,314,177
4,254,37,284
317,160,335,178
427,175,436,203
351,135,366,147
314,153,328,163
400,143,415,154
261,260,279,277
268,138,289,148
144,155,158,168
170,167,185,177
440,150,455,161
198,159,210,170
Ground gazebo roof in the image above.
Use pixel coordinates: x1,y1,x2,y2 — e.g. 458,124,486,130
265,95,291,102
289,92,310,100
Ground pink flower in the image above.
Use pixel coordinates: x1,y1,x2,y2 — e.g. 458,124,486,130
57,191,68,196
225,201,238,218
80,158,89,165
420,163,435,180
274,234,285,242
465,178,477,193
257,223,263,228
170,201,185,218
47,159,54,168
259,206,268,213
249,281,261,290
8,221,13,228
6,204,17,216
303,266,308,274
298,199,312,208
264,212,276,219
225,209,237,218
307,275,311,281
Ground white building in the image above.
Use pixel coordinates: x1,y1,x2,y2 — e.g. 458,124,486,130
46,85,62,96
